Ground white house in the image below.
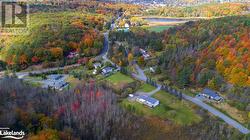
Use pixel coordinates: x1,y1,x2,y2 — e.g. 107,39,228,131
150,67,155,73
140,48,150,59
93,63,102,69
102,67,113,75
136,95,159,108
124,23,130,28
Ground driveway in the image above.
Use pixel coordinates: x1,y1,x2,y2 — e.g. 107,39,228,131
132,64,147,81
135,85,162,96
133,64,250,134
183,94,250,134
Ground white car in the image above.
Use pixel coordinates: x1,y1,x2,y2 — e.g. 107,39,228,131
129,94,134,97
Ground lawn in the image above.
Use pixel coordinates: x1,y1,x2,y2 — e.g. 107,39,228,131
138,84,156,92
105,72,134,86
148,25,173,32
65,76,82,88
23,76,43,87
122,91,201,125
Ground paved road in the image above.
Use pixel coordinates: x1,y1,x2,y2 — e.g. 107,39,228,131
16,64,81,79
183,94,250,134
101,32,116,66
1,14,123,79
133,64,250,134
135,85,162,96
97,14,122,67
132,64,147,81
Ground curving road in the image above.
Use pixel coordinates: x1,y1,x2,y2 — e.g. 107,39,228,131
132,64,147,81
1,12,249,135
133,64,250,134
0,14,123,79
183,94,250,134
135,85,162,96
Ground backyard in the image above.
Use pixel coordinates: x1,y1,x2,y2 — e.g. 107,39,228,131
122,90,202,125
105,72,135,86
138,83,156,92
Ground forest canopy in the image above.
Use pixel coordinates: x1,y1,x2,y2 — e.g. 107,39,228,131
145,3,249,17
0,11,109,69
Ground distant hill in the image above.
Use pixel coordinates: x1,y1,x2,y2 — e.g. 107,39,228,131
0,11,108,70
159,15,250,87
100,0,249,6
144,3,249,17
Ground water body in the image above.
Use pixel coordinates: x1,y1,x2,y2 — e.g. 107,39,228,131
143,18,189,23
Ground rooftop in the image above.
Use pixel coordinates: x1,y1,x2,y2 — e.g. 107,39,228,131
138,95,159,104
47,74,63,80
202,88,221,99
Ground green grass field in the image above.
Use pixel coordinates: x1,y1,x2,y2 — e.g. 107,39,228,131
148,25,173,32
105,72,134,86
122,90,201,125
138,84,156,92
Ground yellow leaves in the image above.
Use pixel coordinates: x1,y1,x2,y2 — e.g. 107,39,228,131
208,30,250,87
119,20,126,27
229,71,248,86
82,34,94,48
216,60,225,75
207,78,216,90
19,54,28,64
128,53,134,62
49,47,63,59
74,89,80,94
71,19,84,29
68,42,79,50
118,61,123,66
247,77,250,87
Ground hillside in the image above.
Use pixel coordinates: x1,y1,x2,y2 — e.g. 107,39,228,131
0,11,110,70
159,15,250,87
108,15,249,113
145,3,249,17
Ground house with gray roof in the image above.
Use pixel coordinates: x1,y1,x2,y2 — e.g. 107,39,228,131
201,88,223,102
102,67,113,76
136,95,159,108
42,74,68,91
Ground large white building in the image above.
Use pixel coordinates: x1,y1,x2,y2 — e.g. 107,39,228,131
136,95,159,108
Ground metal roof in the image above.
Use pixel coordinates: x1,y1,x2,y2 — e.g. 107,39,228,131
202,88,220,98
138,95,159,104
47,74,63,80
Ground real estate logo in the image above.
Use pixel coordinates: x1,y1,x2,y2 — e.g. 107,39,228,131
0,128,25,139
0,1,29,35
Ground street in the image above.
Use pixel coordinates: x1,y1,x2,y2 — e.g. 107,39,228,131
132,64,250,134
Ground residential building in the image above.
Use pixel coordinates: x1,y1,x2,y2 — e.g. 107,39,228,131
67,51,79,59
136,95,159,108
140,48,150,59
43,74,68,91
124,23,130,28
201,88,223,102
102,67,113,75
93,63,102,69
47,74,63,81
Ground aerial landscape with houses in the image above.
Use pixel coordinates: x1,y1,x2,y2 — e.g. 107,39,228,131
0,0,249,139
